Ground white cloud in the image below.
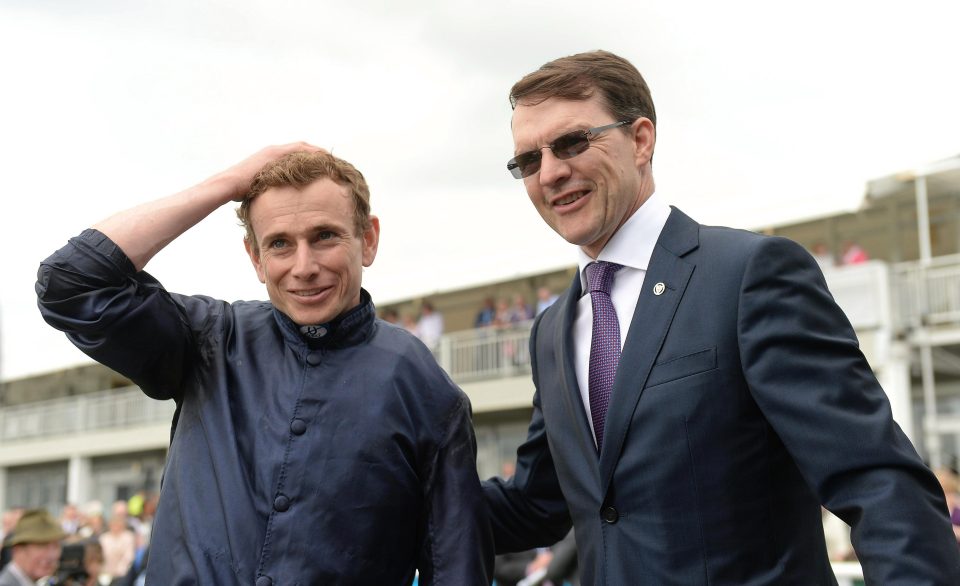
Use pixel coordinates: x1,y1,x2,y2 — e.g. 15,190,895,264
2,0,960,378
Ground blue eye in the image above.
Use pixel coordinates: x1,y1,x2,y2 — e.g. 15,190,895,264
318,231,334,240
269,239,287,249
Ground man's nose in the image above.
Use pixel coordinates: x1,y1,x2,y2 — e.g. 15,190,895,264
538,149,571,187
291,245,318,278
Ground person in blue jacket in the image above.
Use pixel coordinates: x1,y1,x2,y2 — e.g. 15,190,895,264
37,145,492,586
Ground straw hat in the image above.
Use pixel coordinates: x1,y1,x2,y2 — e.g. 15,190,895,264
5,509,65,546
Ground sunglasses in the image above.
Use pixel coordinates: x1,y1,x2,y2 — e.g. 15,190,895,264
507,120,633,179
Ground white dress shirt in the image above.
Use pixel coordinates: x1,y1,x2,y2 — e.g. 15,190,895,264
573,191,671,443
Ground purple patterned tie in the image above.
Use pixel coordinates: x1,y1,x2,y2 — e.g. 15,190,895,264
587,261,623,452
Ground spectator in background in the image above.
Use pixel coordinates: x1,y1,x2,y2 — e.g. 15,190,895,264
507,293,534,324
810,242,834,271
474,297,497,329
381,307,400,324
0,507,24,571
1,508,23,543
401,313,419,336
78,541,107,586
125,492,145,536
0,508,65,586
54,539,110,586
536,286,559,315
60,503,82,538
416,300,444,352
841,240,869,265
493,298,512,329
76,501,104,540
99,501,135,581
134,493,158,559
935,467,960,545
493,548,539,586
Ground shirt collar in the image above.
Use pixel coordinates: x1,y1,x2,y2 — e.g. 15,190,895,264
273,288,377,350
7,563,37,586
577,190,671,292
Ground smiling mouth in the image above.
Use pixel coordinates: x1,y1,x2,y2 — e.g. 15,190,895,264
291,287,329,298
554,189,589,207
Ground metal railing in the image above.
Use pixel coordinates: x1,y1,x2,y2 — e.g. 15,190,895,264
0,386,175,443
892,253,960,330
437,322,534,383
6,255,960,444
1,325,535,443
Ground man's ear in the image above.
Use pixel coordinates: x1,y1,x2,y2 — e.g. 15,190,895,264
244,237,266,283
632,117,656,168
362,216,380,267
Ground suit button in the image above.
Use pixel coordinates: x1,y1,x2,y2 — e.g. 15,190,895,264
274,494,290,512
256,577,272,586
306,352,322,366
602,506,619,524
290,418,307,435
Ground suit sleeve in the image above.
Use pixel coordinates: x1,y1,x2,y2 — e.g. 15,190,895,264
482,314,573,554
737,236,960,583
416,393,494,586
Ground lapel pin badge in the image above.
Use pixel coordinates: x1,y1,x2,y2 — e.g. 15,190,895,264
653,282,666,296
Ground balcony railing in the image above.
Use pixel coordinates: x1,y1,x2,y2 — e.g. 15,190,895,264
6,255,960,444
892,253,960,330
1,325,536,443
437,322,534,383
0,386,176,443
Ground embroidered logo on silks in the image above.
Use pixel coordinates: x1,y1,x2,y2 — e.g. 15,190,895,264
300,325,328,339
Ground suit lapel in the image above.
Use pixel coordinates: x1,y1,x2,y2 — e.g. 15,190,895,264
598,208,700,494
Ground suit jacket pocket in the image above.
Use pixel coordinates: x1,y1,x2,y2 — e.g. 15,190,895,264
646,347,717,388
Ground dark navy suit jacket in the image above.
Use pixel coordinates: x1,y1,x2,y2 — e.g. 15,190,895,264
485,208,960,585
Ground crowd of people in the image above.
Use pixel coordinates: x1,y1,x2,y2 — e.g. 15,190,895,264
378,286,560,356
380,300,446,352
810,241,870,269
4,467,959,585
1,493,157,586
474,288,559,330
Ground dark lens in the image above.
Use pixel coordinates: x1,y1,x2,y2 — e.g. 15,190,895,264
551,131,590,160
512,151,541,178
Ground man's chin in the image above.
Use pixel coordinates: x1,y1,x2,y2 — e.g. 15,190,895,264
292,314,330,327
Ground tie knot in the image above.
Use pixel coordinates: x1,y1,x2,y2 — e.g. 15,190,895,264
587,261,623,295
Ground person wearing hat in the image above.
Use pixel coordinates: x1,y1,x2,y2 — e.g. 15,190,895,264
0,509,65,586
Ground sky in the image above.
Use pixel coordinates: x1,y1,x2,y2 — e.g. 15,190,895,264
2,0,959,380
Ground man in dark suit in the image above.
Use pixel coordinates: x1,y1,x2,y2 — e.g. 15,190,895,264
482,50,960,585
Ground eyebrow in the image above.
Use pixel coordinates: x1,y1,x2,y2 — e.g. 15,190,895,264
259,221,347,245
